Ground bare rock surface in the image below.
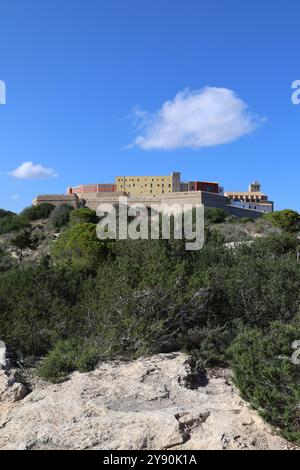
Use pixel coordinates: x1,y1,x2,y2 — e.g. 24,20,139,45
0,341,28,405
0,352,292,450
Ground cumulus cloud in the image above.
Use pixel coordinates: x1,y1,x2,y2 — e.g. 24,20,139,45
131,87,264,150
9,162,58,179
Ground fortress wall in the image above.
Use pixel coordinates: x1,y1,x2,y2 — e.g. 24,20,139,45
226,205,263,219
34,190,264,219
33,194,80,208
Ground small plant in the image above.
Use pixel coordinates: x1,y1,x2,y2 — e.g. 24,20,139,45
239,217,255,224
38,338,100,383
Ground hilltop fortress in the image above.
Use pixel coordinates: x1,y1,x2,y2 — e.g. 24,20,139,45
33,172,274,218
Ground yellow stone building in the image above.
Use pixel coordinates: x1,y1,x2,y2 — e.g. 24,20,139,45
115,172,181,195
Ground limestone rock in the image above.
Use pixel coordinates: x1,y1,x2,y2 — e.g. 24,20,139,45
0,341,6,369
0,352,293,450
0,341,28,404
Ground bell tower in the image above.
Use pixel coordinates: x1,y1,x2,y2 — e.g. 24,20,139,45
249,181,261,192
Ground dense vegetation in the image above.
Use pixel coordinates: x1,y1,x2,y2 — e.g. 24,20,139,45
0,204,300,442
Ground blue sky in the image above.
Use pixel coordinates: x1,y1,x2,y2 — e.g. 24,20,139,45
0,0,299,212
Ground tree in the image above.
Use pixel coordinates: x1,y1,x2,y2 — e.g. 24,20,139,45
11,229,38,262
0,214,30,235
69,208,98,226
264,209,300,232
50,223,113,270
20,203,55,221
50,204,74,229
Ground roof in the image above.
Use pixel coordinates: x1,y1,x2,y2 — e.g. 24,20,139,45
225,191,265,196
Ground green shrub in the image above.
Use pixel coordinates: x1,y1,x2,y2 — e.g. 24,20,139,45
0,209,16,219
229,322,300,442
226,215,238,223
69,208,98,226
20,203,55,221
0,214,30,235
11,229,38,261
0,265,86,357
205,207,227,224
239,217,254,224
38,338,100,383
256,233,299,256
51,223,113,270
187,326,233,367
264,209,300,233
50,204,74,229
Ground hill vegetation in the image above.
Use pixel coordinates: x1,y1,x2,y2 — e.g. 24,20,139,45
0,204,300,442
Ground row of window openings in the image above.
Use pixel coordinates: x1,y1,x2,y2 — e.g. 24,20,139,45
118,178,167,182
121,183,171,188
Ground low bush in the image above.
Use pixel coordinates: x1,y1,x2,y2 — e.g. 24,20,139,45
239,217,255,224
20,203,55,221
0,214,30,235
38,338,100,382
50,204,74,229
0,209,16,219
205,207,227,224
264,209,300,233
229,321,300,442
69,208,98,226
51,223,113,270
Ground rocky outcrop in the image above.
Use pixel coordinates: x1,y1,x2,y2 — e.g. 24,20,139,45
0,352,292,450
0,342,28,405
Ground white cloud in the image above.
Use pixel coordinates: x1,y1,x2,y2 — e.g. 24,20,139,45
12,194,19,200
131,87,264,150
9,162,58,179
